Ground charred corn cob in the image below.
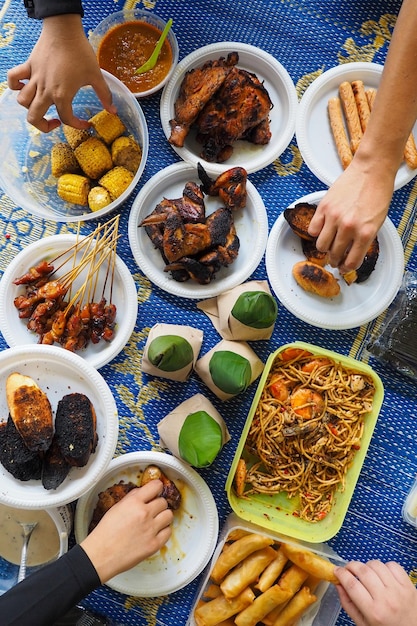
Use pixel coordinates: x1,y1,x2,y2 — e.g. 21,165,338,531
57,173,90,206
62,125,91,149
89,110,126,144
88,185,112,212
74,137,113,180
111,135,142,174
51,142,79,178
98,166,134,200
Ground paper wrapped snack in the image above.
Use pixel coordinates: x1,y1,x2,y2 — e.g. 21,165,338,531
195,339,264,400
157,394,230,467
197,280,278,340
142,323,203,381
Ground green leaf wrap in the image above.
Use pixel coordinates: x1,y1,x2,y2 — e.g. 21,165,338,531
148,335,193,371
178,411,223,467
209,351,252,394
231,291,278,329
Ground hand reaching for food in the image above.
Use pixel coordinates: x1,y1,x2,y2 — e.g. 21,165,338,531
334,560,417,626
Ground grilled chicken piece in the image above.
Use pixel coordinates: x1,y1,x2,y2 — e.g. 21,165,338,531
6,373,54,453
198,163,247,211
283,203,317,241
292,261,340,298
195,67,273,162
342,237,380,284
141,464,182,510
88,481,137,532
169,52,239,147
54,393,98,467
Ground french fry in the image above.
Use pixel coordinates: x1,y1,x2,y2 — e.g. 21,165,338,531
194,587,255,626
270,585,317,626
234,584,293,626
351,79,371,132
255,546,288,592
220,547,277,599
211,533,274,583
339,81,363,153
280,543,338,583
328,97,353,169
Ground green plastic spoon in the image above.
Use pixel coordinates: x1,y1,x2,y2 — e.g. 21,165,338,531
134,19,173,75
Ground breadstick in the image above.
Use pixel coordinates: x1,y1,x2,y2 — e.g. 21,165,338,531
339,81,363,153
351,80,371,132
366,87,417,168
328,97,353,169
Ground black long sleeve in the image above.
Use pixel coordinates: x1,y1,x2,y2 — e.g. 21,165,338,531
1,544,100,626
24,0,84,19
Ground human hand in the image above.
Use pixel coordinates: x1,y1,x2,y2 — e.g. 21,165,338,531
308,158,394,273
334,560,417,626
7,14,115,132
80,479,173,583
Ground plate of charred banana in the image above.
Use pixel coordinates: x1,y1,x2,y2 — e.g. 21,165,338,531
75,450,218,596
160,42,298,175
128,161,268,299
296,62,417,189
266,190,405,329
0,344,118,508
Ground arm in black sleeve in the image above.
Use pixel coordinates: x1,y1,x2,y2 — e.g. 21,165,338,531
24,0,84,19
1,544,100,626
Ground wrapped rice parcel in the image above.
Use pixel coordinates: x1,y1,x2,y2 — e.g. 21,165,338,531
197,280,278,340
157,394,230,467
142,323,203,381
195,339,264,400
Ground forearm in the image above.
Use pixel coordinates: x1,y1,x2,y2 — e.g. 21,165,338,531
355,0,417,175
24,0,84,19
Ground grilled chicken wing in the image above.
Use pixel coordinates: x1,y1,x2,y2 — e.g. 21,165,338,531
168,52,239,147
198,163,247,211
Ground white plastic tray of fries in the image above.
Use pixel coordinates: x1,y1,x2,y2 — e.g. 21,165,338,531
187,513,345,626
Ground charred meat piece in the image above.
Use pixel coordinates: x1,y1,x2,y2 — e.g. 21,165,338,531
169,52,239,147
292,261,340,298
164,256,218,284
88,481,137,532
0,415,42,481
41,435,71,490
242,118,272,145
283,202,317,241
54,393,98,467
195,67,273,162
141,464,182,510
301,238,329,267
198,163,247,211
342,237,380,285
13,260,55,286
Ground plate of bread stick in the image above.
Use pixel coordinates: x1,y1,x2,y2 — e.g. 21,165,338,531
296,62,417,189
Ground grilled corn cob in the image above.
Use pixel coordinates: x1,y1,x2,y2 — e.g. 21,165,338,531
62,125,91,149
111,135,142,174
74,137,113,180
51,142,79,178
89,110,126,144
98,166,134,200
88,185,112,212
57,174,90,206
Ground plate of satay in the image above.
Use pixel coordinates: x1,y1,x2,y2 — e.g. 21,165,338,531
0,219,137,369
265,190,405,329
128,161,268,299
296,62,417,189
160,42,298,175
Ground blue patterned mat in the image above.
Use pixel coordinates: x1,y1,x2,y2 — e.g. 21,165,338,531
0,0,416,625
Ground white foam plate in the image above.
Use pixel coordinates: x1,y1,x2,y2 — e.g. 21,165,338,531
160,42,297,175
265,191,404,329
128,162,268,299
0,345,118,508
296,62,417,189
75,451,219,597
0,234,137,369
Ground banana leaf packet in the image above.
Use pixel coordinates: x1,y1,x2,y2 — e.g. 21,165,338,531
197,280,278,340
195,339,264,400
142,323,203,381
367,270,417,380
157,394,230,468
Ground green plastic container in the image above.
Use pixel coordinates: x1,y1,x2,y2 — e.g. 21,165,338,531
225,341,384,542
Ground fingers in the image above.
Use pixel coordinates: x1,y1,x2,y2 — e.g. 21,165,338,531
7,62,31,90
90,74,117,116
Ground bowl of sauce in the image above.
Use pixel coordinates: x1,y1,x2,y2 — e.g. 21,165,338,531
0,504,71,594
89,9,179,98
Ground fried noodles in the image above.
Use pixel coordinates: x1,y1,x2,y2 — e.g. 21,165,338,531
241,350,376,522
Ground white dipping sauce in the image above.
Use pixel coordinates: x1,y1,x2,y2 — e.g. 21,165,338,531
0,505,60,566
